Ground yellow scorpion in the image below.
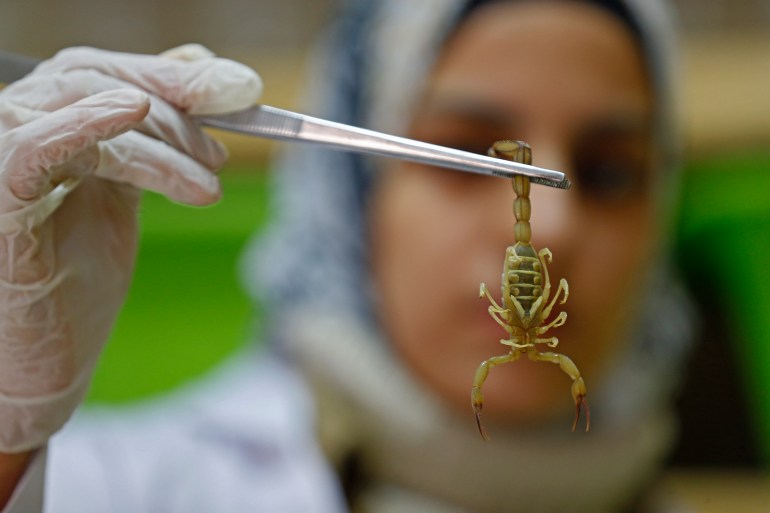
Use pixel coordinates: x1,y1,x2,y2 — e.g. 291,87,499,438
472,140,589,440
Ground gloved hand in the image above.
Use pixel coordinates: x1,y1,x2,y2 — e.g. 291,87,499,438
0,44,262,452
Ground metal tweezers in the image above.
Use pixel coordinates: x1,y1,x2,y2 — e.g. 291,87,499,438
0,51,569,189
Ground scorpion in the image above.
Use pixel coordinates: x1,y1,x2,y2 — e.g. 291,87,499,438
471,140,589,440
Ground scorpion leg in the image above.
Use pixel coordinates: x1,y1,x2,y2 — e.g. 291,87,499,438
541,278,569,320
536,248,569,316
537,311,567,335
506,290,528,321
534,336,559,348
537,248,554,305
471,350,522,440
488,306,514,335
481,283,513,334
527,351,590,432
480,282,505,312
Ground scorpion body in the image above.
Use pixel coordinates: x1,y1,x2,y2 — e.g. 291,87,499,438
472,140,589,440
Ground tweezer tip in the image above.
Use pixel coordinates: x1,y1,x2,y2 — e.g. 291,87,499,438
531,177,571,190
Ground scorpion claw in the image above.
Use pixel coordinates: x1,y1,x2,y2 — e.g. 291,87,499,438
571,395,591,432
474,405,491,441
472,385,491,440
570,378,590,432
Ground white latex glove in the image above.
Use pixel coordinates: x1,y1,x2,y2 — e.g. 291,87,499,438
0,45,262,453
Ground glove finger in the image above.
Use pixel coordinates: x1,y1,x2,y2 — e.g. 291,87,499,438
0,89,150,205
33,46,262,115
159,43,216,61
1,70,228,170
94,130,221,206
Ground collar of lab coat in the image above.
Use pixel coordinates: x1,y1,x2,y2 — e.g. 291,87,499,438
280,309,677,513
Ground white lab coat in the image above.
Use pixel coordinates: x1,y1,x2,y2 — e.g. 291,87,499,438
3,350,347,513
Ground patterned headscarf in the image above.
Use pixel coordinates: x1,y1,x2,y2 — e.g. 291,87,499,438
240,1,694,512
242,0,683,323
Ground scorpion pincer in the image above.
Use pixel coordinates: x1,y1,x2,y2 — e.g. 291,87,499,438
471,140,589,440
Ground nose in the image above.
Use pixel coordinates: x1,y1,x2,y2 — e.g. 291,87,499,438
527,142,580,256
470,175,524,280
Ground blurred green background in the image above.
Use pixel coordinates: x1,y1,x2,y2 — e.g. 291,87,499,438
674,149,770,465
86,169,271,403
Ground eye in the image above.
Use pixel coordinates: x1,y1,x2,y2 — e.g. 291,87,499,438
571,127,653,202
408,129,517,191
420,156,496,193
412,126,510,157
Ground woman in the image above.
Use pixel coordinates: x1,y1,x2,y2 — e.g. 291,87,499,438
247,0,693,509
0,0,694,512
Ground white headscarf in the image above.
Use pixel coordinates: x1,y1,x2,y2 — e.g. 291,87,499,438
241,1,695,512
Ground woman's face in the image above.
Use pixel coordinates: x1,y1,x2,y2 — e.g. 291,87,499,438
371,1,658,426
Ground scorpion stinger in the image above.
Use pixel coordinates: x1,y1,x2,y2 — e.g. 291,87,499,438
471,140,589,440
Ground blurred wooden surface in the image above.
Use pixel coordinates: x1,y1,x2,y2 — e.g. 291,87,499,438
664,470,770,512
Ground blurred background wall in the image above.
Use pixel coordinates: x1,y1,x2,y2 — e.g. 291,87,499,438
0,0,340,160
1,0,768,156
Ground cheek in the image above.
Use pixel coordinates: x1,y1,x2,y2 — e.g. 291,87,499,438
370,169,513,398
566,203,656,360
371,172,461,338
